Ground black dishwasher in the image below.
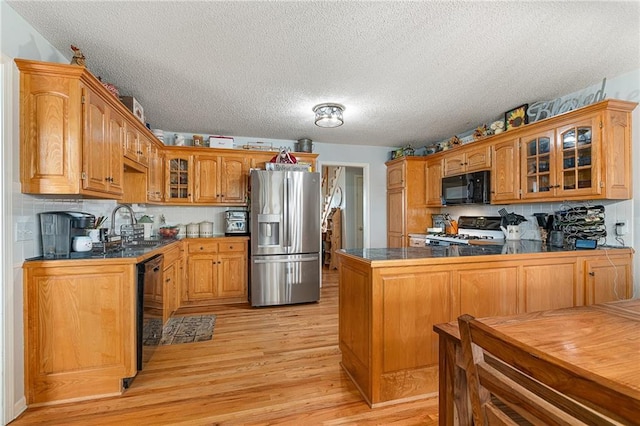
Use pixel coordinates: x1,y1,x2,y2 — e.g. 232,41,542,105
124,254,164,388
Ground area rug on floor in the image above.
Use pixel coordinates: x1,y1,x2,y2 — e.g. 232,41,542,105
144,315,216,346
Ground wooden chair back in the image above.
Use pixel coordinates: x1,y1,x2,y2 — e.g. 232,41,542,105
457,314,640,425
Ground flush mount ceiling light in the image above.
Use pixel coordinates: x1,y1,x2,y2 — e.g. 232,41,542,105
313,103,345,128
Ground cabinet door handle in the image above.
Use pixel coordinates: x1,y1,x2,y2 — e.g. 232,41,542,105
589,272,595,276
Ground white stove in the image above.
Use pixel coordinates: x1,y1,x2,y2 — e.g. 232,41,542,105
423,216,505,246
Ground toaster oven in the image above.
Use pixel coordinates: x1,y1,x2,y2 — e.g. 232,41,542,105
225,210,249,235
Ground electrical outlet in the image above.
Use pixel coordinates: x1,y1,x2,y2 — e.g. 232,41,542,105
14,219,35,242
615,221,628,236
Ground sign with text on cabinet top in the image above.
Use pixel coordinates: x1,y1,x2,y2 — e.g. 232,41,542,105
528,78,607,123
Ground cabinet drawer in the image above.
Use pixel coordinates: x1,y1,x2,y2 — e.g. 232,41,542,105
219,241,246,252
162,243,182,266
188,241,218,253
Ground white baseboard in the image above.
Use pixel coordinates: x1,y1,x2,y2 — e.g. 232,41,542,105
9,396,27,424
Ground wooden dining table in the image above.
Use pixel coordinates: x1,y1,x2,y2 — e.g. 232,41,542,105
433,298,640,425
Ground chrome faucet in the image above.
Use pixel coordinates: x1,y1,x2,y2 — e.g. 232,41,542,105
109,204,137,235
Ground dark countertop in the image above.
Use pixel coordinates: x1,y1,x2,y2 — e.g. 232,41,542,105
340,240,630,262
25,238,180,262
25,235,250,263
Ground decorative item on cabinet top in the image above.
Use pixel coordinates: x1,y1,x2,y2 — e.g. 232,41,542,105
389,144,415,160
209,136,234,149
69,45,86,66
505,104,529,131
120,96,144,123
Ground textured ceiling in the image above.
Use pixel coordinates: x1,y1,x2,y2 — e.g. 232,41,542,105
7,1,640,148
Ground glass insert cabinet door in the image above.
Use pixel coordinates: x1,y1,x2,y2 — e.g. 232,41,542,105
522,116,600,199
556,119,598,196
522,129,554,198
166,155,192,202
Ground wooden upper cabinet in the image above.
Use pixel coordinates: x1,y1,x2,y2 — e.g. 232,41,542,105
137,134,151,167
18,61,85,195
124,125,150,167
425,157,443,207
105,106,125,194
601,105,633,199
193,153,247,204
491,138,520,203
387,161,406,189
163,148,251,206
81,85,124,196
249,152,274,171
194,154,220,203
165,151,194,203
147,142,163,202
518,100,635,202
15,58,162,198
220,154,248,204
442,145,491,177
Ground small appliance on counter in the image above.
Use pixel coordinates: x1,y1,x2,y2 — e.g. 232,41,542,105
40,211,96,258
225,210,249,236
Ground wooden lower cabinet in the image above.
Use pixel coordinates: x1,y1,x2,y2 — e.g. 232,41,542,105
336,248,633,407
454,266,519,318
386,188,405,247
522,258,580,312
584,256,633,304
23,261,136,405
183,237,248,305
161,242,184,323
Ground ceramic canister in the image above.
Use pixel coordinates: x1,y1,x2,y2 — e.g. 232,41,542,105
186,222,200,238
176,224,186,239
199,221,213,237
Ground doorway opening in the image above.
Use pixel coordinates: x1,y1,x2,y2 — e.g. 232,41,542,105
319,161,369,257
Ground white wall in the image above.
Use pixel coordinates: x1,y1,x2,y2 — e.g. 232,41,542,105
1,0,70,421
315,143,392,248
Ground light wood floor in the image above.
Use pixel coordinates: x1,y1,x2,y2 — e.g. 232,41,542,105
11,268,439,425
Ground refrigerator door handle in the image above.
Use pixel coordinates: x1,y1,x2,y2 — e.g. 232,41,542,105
254,256,318,264
284,175,291,248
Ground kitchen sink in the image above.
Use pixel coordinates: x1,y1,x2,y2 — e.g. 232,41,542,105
123,239,163,248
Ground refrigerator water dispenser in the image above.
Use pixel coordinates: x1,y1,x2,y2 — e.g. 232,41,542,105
257,214,280,247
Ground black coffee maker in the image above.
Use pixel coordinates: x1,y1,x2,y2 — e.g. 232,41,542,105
40,211,95,258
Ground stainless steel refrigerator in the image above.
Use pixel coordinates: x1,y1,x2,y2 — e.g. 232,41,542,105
250,170,321,307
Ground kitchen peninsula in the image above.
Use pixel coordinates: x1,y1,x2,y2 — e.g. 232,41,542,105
335,244,633,406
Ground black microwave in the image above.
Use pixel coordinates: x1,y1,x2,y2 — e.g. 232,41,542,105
441,171,490,205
